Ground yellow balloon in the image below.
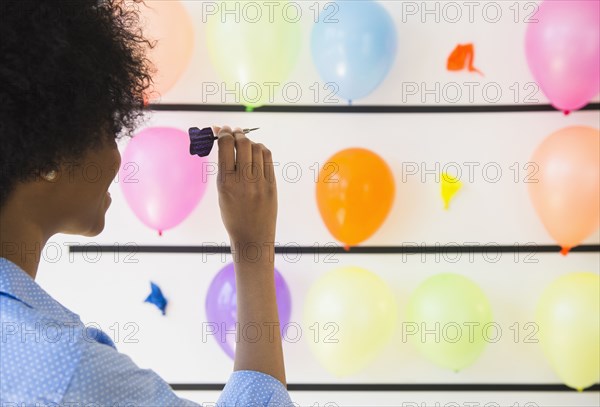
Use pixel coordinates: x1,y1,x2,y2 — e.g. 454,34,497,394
536,272,600,391
303,266,397,377
205,0,302,108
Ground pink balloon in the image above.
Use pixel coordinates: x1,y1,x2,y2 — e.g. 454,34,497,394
119,127,208,234
528,126,600,254
525,0,600,114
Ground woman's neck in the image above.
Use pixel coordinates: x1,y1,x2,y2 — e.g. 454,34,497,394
0,198,51,280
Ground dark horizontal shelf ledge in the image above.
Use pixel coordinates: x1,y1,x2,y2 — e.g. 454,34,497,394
147,102,600,114
69,244,600,254
170,382,599,392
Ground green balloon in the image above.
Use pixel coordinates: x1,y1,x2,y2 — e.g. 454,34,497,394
205,1,302,109
406,273,493,371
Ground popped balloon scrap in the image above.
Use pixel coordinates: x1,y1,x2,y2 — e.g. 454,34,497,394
144,281,168,315
441,172,463,210
447,43,483,76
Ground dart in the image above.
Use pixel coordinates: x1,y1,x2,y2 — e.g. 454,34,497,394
188,127,260,157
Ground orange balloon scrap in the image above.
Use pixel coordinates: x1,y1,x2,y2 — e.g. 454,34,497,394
447,43,484,76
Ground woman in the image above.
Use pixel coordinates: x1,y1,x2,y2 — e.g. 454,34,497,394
0,1,290,405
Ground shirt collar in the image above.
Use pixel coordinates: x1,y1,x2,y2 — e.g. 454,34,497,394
0,256,80,322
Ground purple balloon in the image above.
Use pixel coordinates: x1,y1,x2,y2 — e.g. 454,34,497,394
205,263,292,359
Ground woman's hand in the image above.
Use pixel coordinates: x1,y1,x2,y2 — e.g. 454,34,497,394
214,126,277,262
214,126,287,386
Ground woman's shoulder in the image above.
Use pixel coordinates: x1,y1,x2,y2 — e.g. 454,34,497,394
0,294,86,405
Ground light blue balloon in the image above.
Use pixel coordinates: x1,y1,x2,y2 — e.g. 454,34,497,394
311,1,397,102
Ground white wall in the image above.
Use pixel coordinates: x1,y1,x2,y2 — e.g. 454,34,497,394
37,1,599,405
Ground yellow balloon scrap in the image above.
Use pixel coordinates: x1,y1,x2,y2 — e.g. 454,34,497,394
441,172,462,209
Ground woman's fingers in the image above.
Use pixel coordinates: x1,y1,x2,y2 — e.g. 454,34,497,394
252,143,265,179
233,127,252,173
217,126,235,174
263,146,275,184
218,125,273,183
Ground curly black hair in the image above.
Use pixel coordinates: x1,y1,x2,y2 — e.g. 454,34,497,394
0,0,155,207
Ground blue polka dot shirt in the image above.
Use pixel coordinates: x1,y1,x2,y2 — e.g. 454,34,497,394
0,257,293,406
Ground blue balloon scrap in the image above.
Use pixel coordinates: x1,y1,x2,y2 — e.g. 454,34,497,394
144,281,168,315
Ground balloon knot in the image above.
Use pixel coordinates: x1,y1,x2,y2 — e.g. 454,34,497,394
563,110,570,116
158,230,163,237
343,245,350,252
560,246,570,256
245,106,254,112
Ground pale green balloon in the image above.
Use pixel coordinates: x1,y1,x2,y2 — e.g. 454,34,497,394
536,272,600,391
405,273,493,371
205,0,302,109
303,266,398,377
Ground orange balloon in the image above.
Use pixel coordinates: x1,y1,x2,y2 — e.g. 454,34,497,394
316,148,395,247
139,0,194,101
528,126,600,254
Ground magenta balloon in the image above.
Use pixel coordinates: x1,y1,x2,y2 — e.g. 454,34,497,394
119,127,208,234
205,263,292,360
525,0,600,113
